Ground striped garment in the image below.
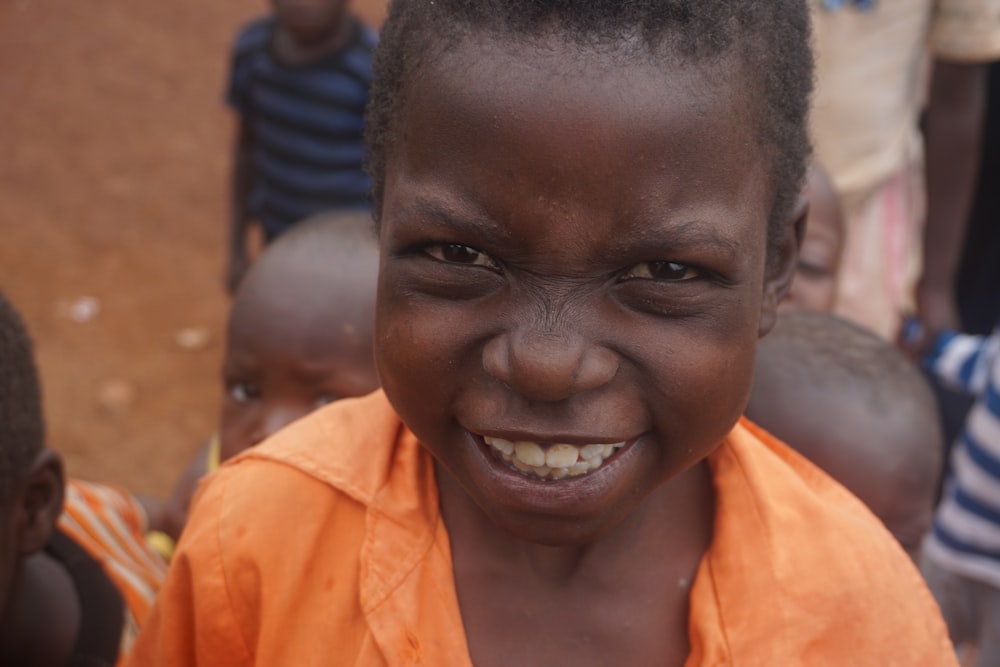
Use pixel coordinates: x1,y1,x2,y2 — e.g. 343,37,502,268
228,15,376,238
58,479,168,661
923,325,1000,589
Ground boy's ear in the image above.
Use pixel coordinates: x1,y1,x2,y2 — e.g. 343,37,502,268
758,194,808,337
14,450,65,556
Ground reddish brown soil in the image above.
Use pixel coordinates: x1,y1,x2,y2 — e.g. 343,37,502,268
0,0,387,496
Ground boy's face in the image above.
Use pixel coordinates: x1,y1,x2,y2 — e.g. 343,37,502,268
376,38,797,545
271,0,348,41
219,303,379,462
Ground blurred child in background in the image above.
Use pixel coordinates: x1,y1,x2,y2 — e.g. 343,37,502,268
780,162,845,313
0,290,166,666
811,1,1000,339
149,211,380,548
911,319,1000,666
226,0,377,292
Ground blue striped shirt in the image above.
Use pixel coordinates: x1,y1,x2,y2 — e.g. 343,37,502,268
923,324,1000,588
228,16,376,238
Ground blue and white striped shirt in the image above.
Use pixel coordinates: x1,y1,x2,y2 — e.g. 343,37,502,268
923,324,1000,588
228,16,376,238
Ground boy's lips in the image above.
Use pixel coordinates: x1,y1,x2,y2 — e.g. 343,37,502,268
475,433,633,481
456,429,655,526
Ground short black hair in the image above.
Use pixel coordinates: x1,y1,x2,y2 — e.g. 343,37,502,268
0,291,44,501
366,0,813,256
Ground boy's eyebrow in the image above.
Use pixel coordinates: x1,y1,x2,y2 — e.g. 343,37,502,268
608,219,744,258
399,197,745,257
395,197,505,237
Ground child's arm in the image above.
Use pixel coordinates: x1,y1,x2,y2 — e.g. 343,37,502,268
226,119,256,295
923,328,1000,397
918,60,988,335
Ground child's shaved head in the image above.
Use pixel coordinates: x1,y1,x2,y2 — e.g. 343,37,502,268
0,292,44,499
747,312,942,556
232,210,378,341
367,0,813,256
221,211,380,461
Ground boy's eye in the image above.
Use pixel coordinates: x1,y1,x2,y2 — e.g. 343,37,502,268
228,382,260,402
424,243,499,269
624,261,699,282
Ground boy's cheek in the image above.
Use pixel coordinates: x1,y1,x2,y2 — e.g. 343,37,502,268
375,303,466,394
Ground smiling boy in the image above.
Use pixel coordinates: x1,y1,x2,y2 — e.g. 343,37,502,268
131,1,956,664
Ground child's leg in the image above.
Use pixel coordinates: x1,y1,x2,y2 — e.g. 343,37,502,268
972,583,1000,667
920,555,977,651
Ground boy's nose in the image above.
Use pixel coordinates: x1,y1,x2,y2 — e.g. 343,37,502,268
482,328,618,402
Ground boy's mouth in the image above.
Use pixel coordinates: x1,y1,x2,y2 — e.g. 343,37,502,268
483,435,626,481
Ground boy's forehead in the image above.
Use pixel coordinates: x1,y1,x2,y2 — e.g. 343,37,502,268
391,35,772,233
410,34,749,125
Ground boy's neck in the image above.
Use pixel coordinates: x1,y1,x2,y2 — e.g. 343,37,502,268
440,459,715,583
0,553,80,667
272,16,354,67
440,461,715,666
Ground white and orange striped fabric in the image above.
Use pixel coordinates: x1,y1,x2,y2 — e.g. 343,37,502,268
58,479,168,662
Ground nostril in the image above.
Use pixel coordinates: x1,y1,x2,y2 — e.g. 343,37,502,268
482,334,513,384
576,345,619,391
482,330,617,401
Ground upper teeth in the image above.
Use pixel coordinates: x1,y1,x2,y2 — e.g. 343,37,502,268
484,436,626,480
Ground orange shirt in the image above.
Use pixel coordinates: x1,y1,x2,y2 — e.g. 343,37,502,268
128,392,956,666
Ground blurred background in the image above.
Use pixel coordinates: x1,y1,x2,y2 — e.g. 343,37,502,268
0,0,387,495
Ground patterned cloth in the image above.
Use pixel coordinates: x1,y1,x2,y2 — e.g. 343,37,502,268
227,15,376,238
923,325,1000,589
59,480,168,662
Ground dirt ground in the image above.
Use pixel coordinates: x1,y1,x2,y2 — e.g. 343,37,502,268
0,0,387,496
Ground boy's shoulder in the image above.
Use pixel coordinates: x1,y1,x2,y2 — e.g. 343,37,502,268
353,15,378,54
155,392,442,664
198,391,435,555
231,16,275,59
695,420,955,663
233,390,415,503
